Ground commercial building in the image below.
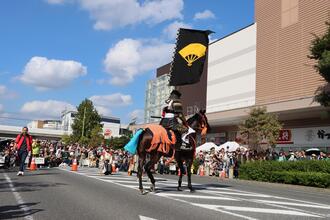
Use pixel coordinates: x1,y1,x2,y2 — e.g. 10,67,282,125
28,120,62,130
61,110,121,137
144,65,174,123
206,0,330,151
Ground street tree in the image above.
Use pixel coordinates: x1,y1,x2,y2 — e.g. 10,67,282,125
71,99,102,144
89,125,104,147
309,21,330,106
109,136,130,149
239,107,282,152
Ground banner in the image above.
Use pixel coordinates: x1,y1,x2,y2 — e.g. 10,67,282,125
169,28,212,86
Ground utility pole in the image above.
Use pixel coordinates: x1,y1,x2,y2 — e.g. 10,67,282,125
81,107,86,137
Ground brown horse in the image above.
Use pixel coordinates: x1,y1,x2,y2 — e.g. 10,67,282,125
136,110,210,194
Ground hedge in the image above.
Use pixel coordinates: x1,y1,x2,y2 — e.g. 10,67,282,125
239,160,330,188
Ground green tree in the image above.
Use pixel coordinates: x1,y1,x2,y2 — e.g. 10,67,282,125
239,107,282,152
109,136,130,149
309,21,330,106
61,134,74,145
88,125,104,147
71,99,102,144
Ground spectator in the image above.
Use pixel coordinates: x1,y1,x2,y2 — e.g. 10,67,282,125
15,127,32,176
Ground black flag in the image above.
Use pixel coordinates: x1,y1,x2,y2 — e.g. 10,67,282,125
169,28,212,86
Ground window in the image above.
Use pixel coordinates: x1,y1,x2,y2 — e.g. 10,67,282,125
281,0,299,28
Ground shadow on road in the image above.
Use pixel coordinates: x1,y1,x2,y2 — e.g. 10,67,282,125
0,181,67,193
0,202,43,219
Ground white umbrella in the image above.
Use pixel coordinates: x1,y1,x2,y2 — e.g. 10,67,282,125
196,142,220,153
219,141,241,152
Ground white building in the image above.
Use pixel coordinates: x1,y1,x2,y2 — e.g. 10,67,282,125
144,73,174,123
28,120,62,130
61,111,121,137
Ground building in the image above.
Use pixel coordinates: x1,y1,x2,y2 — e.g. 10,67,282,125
144,65,174,123
206,0,330,151
61,111,121,137
28,120,62,130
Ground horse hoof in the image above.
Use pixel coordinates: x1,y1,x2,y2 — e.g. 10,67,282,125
150,184,155,192
140,189,144,195
177,187,183,191
189,187,195,193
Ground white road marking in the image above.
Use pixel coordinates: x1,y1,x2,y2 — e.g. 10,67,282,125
201,189,272,197
208,205,321,217
139,215,158,220
4,173,34,220
158,193,238,201
59,168,329,219
253,200,330,209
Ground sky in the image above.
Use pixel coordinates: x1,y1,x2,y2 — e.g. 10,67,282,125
0,0,254,126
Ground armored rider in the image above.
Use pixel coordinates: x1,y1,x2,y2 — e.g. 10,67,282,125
160,90,189,149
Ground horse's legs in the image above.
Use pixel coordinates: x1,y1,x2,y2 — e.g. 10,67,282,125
177,159,184,191
144,153,160,192
138,155,145,194
187,159,194,192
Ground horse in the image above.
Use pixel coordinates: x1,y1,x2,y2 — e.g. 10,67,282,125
136,110,210,194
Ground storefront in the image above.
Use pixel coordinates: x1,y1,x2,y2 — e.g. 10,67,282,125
276,126,330,152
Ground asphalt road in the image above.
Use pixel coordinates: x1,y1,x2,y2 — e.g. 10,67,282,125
1,167,330,220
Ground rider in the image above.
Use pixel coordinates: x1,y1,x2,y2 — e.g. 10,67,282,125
160,90,188,149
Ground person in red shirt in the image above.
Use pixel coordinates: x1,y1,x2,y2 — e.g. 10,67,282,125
15,126,33,176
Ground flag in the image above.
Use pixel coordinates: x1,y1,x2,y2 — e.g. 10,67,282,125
169,28,212,86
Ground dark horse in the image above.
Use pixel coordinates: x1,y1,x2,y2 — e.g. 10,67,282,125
136,110,210,194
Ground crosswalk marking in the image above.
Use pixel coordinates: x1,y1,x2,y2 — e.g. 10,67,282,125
195,205,321,217
60,168,330,220
158,193,239,201
252,200,330,209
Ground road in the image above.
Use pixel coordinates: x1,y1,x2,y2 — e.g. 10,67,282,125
1,167,330,220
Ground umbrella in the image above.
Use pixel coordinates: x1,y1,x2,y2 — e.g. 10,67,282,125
305,148,321,155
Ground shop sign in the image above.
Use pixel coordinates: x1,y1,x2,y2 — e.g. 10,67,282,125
277,129,293,144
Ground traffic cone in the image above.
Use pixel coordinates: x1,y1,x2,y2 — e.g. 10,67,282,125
30,158,37,171
128,170,132,176
220,170,226,179
71,159,78,171
177,169,181,176
199,166,205,176
112,164,116,173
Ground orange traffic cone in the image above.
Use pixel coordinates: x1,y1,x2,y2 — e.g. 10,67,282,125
112,164,116,173
128,170,132,176
199,166,205,176
71,159,78,171
220,170,226,179
30,158,37,171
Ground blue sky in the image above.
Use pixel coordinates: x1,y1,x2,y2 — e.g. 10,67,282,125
0,0,254,125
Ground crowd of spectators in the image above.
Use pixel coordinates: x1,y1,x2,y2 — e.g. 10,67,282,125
0,139,131,172
192,147,330,178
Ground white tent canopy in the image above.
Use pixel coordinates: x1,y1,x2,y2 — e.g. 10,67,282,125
219,141,241,152
196,142,220,153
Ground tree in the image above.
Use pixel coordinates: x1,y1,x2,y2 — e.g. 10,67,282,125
71,99,102,144
88,125,104,147
109,136,130,149
61,134,74,145
309,21,330,106
239,107,282,152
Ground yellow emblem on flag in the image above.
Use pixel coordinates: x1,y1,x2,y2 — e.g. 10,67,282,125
178,43,207,66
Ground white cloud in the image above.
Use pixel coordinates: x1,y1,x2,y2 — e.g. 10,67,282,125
128,109,144,124
89,93,133,107
0,85,18,99
0,104,4,112
194,10,216,20
19,56,87,90
94,105,112,117
0,85,6,96
162,21,192,40
20,100,75,118
46,0,184,30
103,38,173,85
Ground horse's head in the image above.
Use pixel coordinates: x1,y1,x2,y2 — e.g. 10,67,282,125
187,109,211,137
